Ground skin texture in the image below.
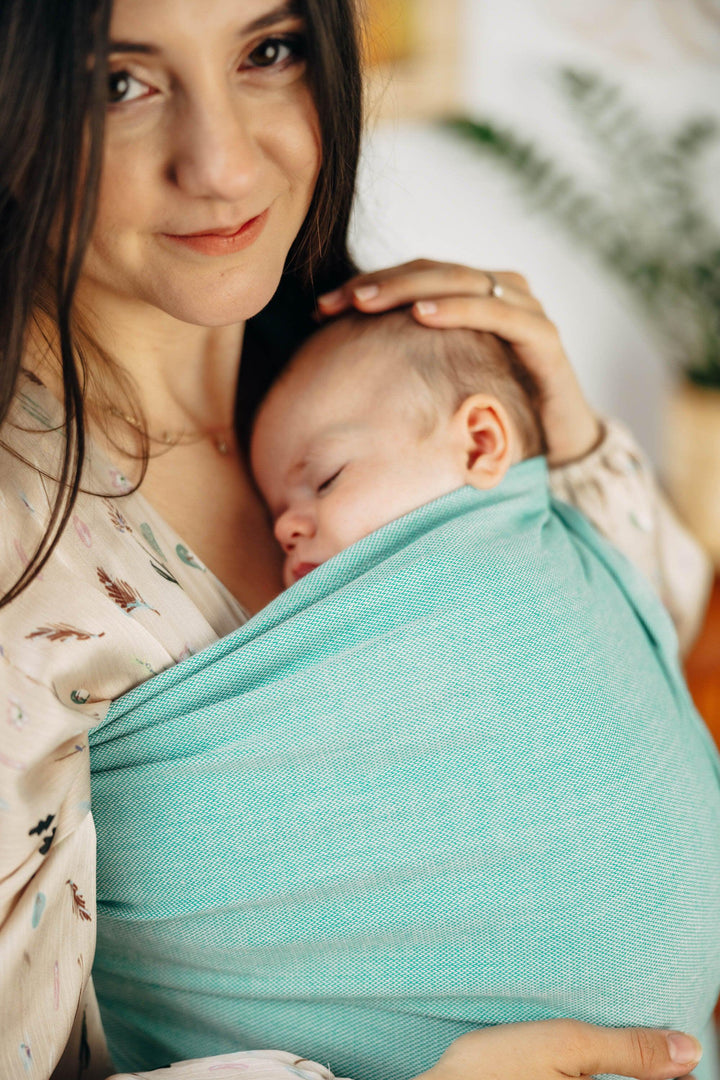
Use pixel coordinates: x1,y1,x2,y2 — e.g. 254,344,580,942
251,327,522,588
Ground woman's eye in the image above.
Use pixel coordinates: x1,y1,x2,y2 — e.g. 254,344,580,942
107,70,152,106
317,467,343,494
245,35,305,70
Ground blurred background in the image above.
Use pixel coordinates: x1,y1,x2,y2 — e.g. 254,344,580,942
350,0,720,543
350,0,720,727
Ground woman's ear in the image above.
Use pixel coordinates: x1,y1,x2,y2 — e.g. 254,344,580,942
452,394,518,490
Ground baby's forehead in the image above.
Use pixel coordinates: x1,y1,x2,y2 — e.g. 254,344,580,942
274,322,444,438
254,337,386,448
290,322,417,399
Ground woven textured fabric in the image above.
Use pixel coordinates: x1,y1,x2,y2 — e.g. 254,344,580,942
89,459,720,1080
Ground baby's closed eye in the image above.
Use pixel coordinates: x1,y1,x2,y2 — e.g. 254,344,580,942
316,466,344,494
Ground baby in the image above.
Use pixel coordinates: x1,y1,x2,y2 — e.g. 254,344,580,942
250,308,547,588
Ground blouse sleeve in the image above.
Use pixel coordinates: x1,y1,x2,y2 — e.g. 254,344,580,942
106,1050,344,1080
0,650,114,1080
548,418,713,656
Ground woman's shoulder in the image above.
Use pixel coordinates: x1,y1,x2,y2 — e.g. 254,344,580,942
0,373,64,585
1,372,246,716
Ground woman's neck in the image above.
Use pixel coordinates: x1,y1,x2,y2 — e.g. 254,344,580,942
25,290,284,612
74,286,246,436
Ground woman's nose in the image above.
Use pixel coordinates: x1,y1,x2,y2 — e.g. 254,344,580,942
170,93,264,202
274,510,315,553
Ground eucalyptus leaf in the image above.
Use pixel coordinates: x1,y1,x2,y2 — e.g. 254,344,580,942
443,69,720,388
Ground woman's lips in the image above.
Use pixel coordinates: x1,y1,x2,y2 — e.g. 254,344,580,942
292,562,319,582
162,208,269,256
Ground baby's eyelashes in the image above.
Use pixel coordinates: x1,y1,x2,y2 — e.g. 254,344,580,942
316,466,344,494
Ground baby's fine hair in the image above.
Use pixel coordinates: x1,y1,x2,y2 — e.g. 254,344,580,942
301,309,548,459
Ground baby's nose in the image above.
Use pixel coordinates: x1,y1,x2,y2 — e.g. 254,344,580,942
274,509,314,553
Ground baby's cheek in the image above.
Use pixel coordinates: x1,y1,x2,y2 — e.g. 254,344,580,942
281,559,295,591
333,496,393,550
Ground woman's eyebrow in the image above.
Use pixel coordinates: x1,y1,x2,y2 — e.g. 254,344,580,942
108,2,302,56
242,1,303,36
107,41,159,56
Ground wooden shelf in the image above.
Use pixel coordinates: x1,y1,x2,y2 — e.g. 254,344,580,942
685,576,720,748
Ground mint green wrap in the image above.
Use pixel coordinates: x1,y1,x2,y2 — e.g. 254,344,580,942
89,459,720,1080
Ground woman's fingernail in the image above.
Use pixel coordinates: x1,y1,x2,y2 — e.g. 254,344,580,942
667,1032,702,1065
354,284,380,302
415,301,438,316
318,289,343,307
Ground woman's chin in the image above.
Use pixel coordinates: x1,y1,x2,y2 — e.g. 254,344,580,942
79,248,289,329
147,265,285,328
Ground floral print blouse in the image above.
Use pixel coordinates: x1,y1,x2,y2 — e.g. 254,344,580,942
0,373,712,1080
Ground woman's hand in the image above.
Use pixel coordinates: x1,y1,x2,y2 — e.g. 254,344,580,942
106,1024,701,1080
318,261,602,468
413,1020,702,1080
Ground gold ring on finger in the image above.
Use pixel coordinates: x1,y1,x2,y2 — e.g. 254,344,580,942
486,271,504,299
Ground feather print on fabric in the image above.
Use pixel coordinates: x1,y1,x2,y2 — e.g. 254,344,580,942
151,561,180,584
25,625,105,643
18,390,54,429
66,881,92,922
176,544,206,571
18,1042,32,1071
97,568,159,615
105,500,132,534
20,367,44,385
28,814,55,836
73,516,93,548
31,893,46,929
140,522,166,559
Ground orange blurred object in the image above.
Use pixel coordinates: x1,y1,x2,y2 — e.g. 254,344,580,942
686,576,720,749
362,0,414,67
686,575,720,1023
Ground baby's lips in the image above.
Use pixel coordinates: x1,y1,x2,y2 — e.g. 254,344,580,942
292,562,319,582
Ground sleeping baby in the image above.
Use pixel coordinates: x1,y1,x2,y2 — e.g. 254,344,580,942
250,308,546,588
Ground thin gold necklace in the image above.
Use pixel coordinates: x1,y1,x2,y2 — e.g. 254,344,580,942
109,407,235,456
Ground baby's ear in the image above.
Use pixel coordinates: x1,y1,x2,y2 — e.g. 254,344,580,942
454,395,516,490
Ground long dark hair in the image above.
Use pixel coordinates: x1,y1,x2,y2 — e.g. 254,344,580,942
0,0,363,608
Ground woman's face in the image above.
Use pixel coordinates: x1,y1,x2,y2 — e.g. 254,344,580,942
80,0,321,326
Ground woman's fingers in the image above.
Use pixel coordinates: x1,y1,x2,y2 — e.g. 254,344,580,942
551,1021,702,1079
412,295,566,376
424,1021,703,1080
318,263,541,316
318,260,603,466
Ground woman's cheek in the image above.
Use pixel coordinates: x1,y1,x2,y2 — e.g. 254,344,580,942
266,89,321,211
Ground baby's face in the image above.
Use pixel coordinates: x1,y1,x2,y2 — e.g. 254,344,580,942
251,339,468,589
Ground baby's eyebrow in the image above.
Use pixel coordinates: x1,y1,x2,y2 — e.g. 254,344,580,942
271,423,363,510
298,424,364,463
286,457,311,482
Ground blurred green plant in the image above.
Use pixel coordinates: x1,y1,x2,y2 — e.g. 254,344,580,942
444,69,720,389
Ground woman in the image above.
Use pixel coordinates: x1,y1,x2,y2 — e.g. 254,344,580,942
0,0,711,1078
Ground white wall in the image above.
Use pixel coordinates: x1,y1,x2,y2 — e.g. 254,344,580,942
349,0,720,465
